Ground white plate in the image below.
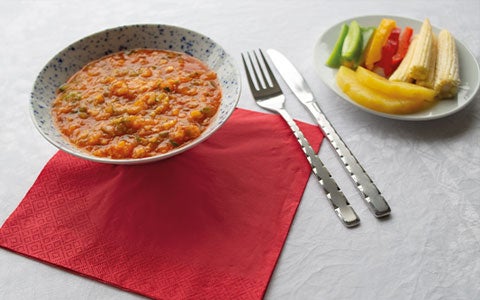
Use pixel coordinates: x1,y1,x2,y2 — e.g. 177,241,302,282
313,15,480,121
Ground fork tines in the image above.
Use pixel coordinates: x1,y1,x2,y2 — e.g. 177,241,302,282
241,50,281,98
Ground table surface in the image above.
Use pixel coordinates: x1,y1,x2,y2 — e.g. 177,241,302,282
1,0,479,299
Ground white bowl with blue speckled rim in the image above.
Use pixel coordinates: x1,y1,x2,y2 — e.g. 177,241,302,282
30,24,241,164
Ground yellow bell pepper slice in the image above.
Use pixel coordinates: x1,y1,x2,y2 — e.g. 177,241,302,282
355,66,435,102
363,18,397,70
335,66,434,114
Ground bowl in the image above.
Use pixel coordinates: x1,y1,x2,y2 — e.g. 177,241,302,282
30,24,241,164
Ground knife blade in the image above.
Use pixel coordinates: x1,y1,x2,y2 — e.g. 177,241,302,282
266,48,391,218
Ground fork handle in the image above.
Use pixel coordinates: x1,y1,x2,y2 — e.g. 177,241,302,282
305,102,391,217
277,108,360,227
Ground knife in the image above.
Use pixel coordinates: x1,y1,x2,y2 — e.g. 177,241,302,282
266,48,391,218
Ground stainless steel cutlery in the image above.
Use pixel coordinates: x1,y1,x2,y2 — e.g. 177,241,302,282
242,49,360,227
266,49,391,218
242,48,391,226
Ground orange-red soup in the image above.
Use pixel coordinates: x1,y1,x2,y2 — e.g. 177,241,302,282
52,49,222,159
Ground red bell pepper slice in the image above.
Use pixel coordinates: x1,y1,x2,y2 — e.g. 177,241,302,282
375,27,400,77
392,26,414,66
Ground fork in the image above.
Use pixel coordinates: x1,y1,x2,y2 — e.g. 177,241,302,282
241,49,360,227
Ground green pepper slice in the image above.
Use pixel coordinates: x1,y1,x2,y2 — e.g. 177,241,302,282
341,20,362,62
325,23,349,68
356,26,376,67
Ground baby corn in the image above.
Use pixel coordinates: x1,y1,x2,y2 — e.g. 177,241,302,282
434,29,460,99
416,35,437,89
389,37,417,82
388,19,460,99
408,18,435,81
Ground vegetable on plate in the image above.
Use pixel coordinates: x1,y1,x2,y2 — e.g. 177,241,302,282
433,29,460,99
374,27,401,77
363,18,397,70
335,66,434,114
403,18,435,83
341,20,362,67
326,23,349,68
325,16,461,114
392,26,413,66
355,66,435,101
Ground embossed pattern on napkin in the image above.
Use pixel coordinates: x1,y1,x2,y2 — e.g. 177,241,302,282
0,108,323,299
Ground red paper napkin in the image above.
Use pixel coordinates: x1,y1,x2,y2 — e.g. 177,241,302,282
0,108,323,299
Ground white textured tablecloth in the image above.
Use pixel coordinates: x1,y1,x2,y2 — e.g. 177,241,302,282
1,0,479,299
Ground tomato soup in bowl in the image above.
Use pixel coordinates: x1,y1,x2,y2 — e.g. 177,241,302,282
31,24,240,164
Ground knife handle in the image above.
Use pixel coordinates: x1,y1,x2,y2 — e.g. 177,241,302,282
277,108,360,227
306,102,391,217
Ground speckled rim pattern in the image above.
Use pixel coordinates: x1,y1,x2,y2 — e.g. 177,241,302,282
30,24,241,164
